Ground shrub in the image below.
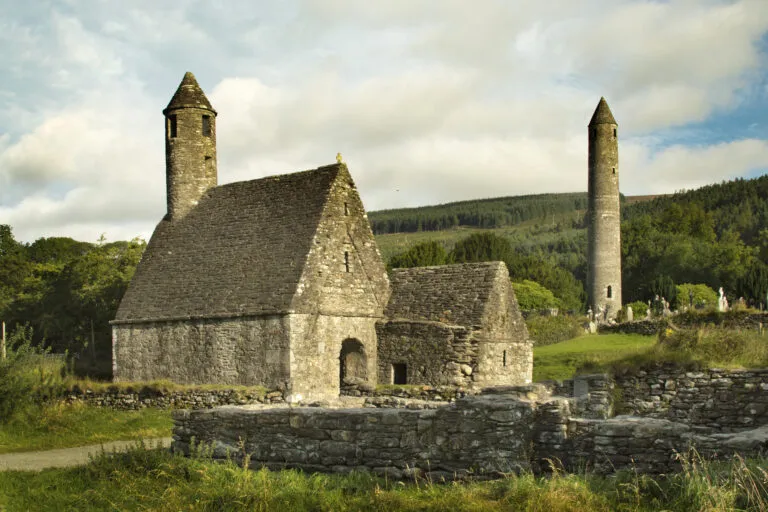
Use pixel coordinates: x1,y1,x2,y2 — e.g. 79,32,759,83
512,280,560,311
626,300,648,318
675,283,718,311
526,314,584,346
0,325,67,423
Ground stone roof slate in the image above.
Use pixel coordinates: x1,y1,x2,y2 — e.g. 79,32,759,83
385,262,506,327
115,164,343,322
164,72,216,114
588,97,617,126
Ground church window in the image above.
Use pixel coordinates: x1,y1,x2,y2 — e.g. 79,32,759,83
202,115,211,137
612,167,616,175
392,363,407,384
607,285,612,299
503,350,507,367
344,251,350,272
169,115,177,138
613,128,617,138
344,202,349,216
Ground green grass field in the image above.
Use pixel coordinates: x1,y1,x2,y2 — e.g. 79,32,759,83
1,446,766,511
533,333,656,382
0,402,172,454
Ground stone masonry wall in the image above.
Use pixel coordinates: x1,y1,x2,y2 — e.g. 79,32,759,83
173,381,768,478
113,315,290,387
65,388,285,410
174,393,536,480
376,321,476,387
287,314,379,402
615,366,768,431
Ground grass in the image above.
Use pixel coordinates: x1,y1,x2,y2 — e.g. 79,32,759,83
0,401,172,454
63,377,268,394
533,333,656,382
0,446,766,511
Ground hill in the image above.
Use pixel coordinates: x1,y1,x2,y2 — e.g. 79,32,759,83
373,174,768,307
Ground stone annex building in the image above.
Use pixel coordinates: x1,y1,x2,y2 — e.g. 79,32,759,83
112,72,533,401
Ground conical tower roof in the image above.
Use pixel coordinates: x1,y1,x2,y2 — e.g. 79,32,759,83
163,72,216,115
588,97,617,126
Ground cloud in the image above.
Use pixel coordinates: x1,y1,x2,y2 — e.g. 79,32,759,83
622,138,768,194
0,0,767,244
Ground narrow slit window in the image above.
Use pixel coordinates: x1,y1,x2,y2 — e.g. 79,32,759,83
202,115,211,137
344,251,350,272
503,350,507,367
344,202,349,216
613,128,617,138
607,285,612,299
612,167,616,175
168,115,177,138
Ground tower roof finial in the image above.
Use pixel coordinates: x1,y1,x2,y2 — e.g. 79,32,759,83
588,97,617,126
164,71,217,115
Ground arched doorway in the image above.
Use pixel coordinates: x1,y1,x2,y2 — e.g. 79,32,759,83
339,338,367,386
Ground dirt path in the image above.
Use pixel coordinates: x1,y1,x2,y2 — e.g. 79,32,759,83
0,437,173,472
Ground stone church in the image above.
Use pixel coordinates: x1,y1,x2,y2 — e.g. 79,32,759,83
112,72,532,401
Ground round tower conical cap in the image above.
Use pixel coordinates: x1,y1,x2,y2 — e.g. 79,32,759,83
163,72,217,115
588,97,617,126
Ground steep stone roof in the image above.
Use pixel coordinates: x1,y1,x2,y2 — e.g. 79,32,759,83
588,97,617,126
115,164,345,322
164,72,216,114
385,262,507,327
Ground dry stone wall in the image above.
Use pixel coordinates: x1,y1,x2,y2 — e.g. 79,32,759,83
174,393,536,480
173,368,768,478
615,366,768,431
64,388,285,410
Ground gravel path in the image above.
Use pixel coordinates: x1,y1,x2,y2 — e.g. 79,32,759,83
0,437,173,472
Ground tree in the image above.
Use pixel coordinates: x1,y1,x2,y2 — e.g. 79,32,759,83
511,280,560,311
651,275,677,308
736,263,768,308
388,241,448,270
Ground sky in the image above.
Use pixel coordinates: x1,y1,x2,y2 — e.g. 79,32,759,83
1,0,768,244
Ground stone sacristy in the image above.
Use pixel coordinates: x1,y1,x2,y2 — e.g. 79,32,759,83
111,72,533,402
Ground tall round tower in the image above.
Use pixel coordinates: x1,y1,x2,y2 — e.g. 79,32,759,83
163,72,217,221
587,97,622,321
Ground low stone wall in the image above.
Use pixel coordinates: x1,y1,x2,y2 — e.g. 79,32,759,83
535,404,768,474
615,367,768,431
341,384,472,402
63,387,285,410
174,392,536,480
598,320,661,336
173,384,768,478
599,312,768,336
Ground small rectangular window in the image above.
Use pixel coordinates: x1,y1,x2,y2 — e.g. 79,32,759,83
202,115,211,137
392,363,407,384
607,285,613,298
169,115,177,138
613,128,617,138
503,350,507,367
344,251,350,273
344,202,349,216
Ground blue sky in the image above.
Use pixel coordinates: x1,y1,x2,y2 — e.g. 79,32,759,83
1,0,767,243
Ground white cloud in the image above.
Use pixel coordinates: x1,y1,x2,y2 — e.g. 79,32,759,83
0,0,767,244
622,139,768,194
